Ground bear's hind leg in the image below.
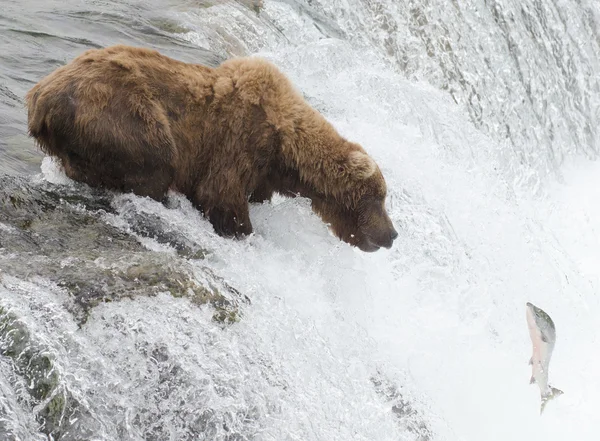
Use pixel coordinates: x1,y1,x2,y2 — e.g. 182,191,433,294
61,144,173,202
119,162,175,202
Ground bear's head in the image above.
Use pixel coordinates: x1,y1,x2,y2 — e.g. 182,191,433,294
314,148,398,252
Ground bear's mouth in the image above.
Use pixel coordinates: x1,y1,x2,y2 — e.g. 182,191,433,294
359,242,380,252
357,236,381,252
358,231,397,252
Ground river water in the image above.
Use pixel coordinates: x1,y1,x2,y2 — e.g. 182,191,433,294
1,0,600,440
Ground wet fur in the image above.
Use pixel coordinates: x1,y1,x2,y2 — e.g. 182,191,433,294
26,45,396,249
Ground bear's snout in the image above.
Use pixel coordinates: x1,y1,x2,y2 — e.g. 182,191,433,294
356,200,398,252
362,223,397,250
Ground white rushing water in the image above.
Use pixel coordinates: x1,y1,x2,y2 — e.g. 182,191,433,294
2,0,600,439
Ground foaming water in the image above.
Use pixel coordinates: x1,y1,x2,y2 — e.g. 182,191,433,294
2,0,600,440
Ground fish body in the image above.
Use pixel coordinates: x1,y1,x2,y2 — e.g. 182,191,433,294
526,302,563,414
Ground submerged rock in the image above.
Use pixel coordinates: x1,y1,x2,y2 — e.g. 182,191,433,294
0,174,249,439
0,306,100,440
0,174,246,326
178,0,263,14
0,175,206,260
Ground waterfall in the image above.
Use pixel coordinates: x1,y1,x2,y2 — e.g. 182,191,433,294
1,0,599,439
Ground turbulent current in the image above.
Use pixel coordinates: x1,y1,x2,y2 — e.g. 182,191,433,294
1,0,600,440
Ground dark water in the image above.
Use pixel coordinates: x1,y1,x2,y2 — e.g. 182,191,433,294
0,0,225,176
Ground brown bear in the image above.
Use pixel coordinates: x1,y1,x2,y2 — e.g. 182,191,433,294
26,45,398,252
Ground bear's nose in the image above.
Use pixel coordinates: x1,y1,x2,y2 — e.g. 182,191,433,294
374,228,397,249
381,228,398,249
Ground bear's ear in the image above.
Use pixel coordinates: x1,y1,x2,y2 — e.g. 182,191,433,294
346,151,377,179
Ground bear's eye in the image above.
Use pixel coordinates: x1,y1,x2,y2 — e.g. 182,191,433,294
338,166,344,173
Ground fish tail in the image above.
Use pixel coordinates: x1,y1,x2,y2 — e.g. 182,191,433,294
540,387,564,414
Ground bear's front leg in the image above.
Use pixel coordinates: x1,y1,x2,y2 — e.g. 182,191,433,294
193,184,253,239
207,203,253,238
249,180,274,203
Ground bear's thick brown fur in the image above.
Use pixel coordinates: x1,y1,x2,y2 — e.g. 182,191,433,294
26,45,397,252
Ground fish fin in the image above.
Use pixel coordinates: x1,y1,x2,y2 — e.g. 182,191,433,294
550,386,564,397
540,387,564,415
530,376,535,384
528,357,533,366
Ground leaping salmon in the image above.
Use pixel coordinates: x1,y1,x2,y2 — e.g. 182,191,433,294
526,302,563,414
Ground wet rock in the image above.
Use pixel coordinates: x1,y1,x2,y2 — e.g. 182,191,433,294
0,306,59,402
0,173,251,439
184,0,263,14
237,0,263,14
0,174,247,326
119,209,208,260
0,306,100,439
148,17,191,35
52,256,243,325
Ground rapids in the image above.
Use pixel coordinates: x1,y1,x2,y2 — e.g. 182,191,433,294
1,0,599,439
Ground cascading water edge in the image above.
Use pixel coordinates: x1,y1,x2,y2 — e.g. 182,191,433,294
1,0,600,440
